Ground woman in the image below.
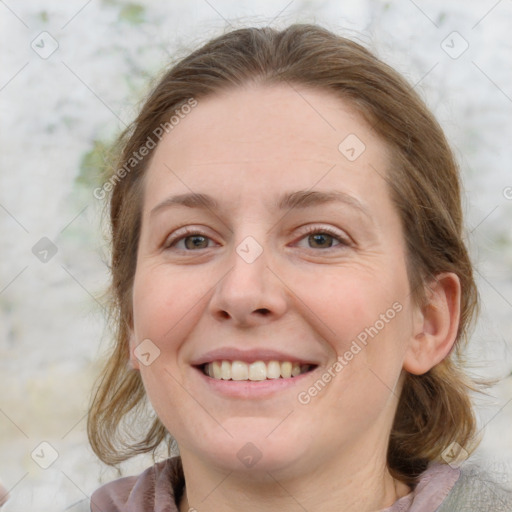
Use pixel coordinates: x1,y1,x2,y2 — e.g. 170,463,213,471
73,24,511,511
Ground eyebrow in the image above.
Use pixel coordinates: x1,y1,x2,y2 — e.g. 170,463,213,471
150,190,370,218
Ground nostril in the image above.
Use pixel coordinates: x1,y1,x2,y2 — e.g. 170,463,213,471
216,308,270,322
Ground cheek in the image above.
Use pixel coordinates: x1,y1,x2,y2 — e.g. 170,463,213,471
293,266,411,394
296,264,407,345
131,265,207,432
132,265,208,343
138,362,215,449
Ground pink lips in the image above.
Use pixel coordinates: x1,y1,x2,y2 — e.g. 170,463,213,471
189,347,320,399
190,347,319,366
194,363,317,399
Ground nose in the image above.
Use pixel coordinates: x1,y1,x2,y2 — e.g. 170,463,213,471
208,241,288,327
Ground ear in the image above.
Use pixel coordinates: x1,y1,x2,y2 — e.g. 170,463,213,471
403,272,461,375
128,329,141,371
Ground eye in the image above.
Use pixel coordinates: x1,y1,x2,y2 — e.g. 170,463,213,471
294,226,350,250
164,229,217,251
164,226,350,252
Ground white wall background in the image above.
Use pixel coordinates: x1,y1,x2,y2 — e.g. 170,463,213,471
1,0,511,510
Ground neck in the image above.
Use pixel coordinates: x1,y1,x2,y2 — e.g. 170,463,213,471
178,445,410,512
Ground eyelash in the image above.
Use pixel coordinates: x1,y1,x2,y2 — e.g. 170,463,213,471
165,225,351,252
294,225,350,250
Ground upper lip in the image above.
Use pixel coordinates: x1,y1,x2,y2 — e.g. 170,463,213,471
190,348,320,366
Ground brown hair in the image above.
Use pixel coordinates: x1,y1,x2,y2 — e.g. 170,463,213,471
87,23,479,487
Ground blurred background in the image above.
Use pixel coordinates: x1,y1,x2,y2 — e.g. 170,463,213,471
1,0,511,510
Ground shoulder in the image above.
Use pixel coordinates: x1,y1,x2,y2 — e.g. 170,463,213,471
90,456,184,512
390,461,512,512
437,462,512,512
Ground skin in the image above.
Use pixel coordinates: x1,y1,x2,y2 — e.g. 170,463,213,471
129,84,461,512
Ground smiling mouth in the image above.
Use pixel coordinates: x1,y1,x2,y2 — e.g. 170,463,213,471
198,360,317,381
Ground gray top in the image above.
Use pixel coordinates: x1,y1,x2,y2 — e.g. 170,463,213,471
63,457,512,512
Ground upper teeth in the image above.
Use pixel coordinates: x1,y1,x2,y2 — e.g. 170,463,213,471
203,360,311,381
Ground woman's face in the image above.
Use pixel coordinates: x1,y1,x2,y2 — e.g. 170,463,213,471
130,84,420,479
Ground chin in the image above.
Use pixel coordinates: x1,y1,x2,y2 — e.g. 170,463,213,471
187,421,312,478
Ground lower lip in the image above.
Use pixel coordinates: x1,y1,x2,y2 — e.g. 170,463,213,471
194,366,317,399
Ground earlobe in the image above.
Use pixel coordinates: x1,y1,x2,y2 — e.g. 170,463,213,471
403,272,461,375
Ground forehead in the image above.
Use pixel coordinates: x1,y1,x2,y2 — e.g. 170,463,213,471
144,84,391,207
